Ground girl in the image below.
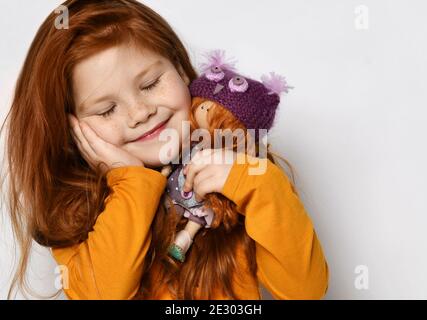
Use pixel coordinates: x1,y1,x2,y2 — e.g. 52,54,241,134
2,0,329,300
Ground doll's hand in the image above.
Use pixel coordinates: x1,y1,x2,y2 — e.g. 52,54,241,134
182,148,237,202
68,114,144,175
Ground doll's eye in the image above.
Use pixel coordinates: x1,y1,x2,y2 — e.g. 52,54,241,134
228,76,249,92
181,189,193,199
205,66,225,82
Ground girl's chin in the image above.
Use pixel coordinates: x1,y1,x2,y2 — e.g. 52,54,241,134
126,132,183,166
138,157,168,169
143,162,163,170
137,147,181,169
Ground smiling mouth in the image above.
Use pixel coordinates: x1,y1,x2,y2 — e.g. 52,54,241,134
130,117,171,143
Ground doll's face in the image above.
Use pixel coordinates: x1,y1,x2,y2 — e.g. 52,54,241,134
194,100,215,129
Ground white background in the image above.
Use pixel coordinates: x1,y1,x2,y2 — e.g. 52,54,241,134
1,0,426,299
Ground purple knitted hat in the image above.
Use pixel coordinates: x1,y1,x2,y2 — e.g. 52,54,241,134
189,50,292,135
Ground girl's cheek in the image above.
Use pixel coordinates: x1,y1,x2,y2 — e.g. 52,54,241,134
178,84,192,111
90,121,123,145
161,72,192,111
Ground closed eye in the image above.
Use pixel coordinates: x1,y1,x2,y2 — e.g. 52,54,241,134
97,76,161,118
99,104,116,118
141,76,161,92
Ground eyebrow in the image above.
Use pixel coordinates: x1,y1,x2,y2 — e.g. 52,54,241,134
78,59,164,112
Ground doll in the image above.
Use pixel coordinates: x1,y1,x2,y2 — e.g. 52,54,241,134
165,142,215,263
166,50,292,263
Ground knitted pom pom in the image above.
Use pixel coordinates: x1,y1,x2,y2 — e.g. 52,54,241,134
261,72,293,95
199,49,238,74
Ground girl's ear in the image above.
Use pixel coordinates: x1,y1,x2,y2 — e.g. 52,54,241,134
177,64,190,86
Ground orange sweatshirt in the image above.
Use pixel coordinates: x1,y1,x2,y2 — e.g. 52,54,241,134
51,158,329,300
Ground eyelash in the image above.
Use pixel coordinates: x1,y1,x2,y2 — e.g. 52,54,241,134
141,77,161,92
99,77,161,118
100,105,116,118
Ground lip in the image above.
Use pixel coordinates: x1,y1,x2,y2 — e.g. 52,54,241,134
131,118,170,143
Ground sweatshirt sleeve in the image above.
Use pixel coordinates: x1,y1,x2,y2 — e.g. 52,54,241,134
221,156,329,300
51,166,166,300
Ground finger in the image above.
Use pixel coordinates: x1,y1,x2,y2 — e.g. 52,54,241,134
209,148,235,165
71,130,95,166
72,121,98,160
193,170,215,202
68,115,80,143
182,149,212,176
68,114,82,137
69,125,86,153
191,148,215,165
68,115,99,170
193,166,214,190
194,177,216,201
195,148,232,166
70,128,81,146
78,121,105,156
183,148,218,191
67,113,77,127
183,162,208,192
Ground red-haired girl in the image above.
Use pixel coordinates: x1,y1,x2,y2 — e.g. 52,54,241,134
2,0,328,300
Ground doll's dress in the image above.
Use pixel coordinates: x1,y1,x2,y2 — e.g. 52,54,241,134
165,164,214,228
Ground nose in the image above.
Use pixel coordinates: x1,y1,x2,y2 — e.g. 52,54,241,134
127,102,157,128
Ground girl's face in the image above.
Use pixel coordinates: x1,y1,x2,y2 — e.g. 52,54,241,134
72,43,191,168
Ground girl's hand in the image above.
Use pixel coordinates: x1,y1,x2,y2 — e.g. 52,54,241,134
68,114,144,175
182,148,237,202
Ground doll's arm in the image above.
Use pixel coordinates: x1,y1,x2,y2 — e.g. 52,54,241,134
51,166,166,300
221,156,329,299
